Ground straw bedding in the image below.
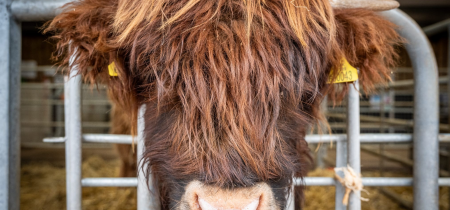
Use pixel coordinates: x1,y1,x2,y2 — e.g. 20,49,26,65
21,155,449,210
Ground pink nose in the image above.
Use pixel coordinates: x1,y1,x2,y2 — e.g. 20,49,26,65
182,181,277,210
198,197,260,210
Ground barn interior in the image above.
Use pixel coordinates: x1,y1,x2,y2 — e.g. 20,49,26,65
18,0,450,209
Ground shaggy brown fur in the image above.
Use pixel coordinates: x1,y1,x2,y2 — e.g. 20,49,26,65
330,8,401,101
45,0,402,208
109,100,137,177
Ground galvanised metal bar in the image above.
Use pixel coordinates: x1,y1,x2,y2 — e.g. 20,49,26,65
447,25,450,166
381,9,440,210
79,177,450,188
82,178,138,187
446,22,450,210
299,178,450,187
65,70,82,210
307,134,413,143
301,177,411,186
347,81,361,210
43,133,427,144
335,140,347,210
0,0,9,208
21,99,111,106
11,0,70,21
423,18,450,36
21,82,107,89
137,105,160,210
0,0,21,208
334,90,346,210
44,134,132,144
9,10,21,210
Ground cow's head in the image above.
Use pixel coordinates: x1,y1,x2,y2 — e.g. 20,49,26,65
45,0,402,209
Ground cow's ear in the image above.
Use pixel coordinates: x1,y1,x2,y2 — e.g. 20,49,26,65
327,8,403,102
330,0,399,11
44,0,118,85
45,0,140,129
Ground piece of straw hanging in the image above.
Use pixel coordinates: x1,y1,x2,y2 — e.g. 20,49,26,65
334,165,369,205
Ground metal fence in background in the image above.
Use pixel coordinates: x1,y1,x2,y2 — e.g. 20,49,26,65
0,1,448,210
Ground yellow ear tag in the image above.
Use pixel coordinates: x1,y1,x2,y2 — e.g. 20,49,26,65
328,58,358,84
108,62,118,77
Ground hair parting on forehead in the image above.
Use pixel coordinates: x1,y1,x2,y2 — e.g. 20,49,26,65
45,0,402,207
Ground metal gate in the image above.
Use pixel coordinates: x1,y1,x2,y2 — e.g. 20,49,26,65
1,1,447,210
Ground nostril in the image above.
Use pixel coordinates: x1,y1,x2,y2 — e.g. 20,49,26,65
198,198,217,210
198,197,260,210
243,199,260,210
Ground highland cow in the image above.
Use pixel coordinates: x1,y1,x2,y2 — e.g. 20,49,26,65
45,0,402,209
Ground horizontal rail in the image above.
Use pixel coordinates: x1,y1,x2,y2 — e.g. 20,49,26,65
21,83,108,90
328,113,415,127
378,76,448,88
34,122,413,129
79,177,450,187
300,177,450,187
328,108,414,114
9,0,450,37
43,133,450,144
45,134,132,144
423,18,450,36
328,101,414,107
21,99,111,106
82,178,137,187
395,67,448,74
329,113,450,131
23,121,111,128
21,65,57,72
11,0,70,21
21,78,443,92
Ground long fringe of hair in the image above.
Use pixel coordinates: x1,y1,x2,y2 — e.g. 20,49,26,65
45,0,402,208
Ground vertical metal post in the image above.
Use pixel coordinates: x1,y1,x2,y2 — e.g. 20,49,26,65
65,69,82,210
335,96,347,210
447,27,450,133
9,15,21,210
0,0,21,208
381,9,439,210
0,2,11,208
334,97,348,210
347,81,361,210
335,140,347,210
447,25,450,210
137,105,160,210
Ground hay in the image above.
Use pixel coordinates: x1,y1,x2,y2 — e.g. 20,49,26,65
21,156,137,210
20,156,449,210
